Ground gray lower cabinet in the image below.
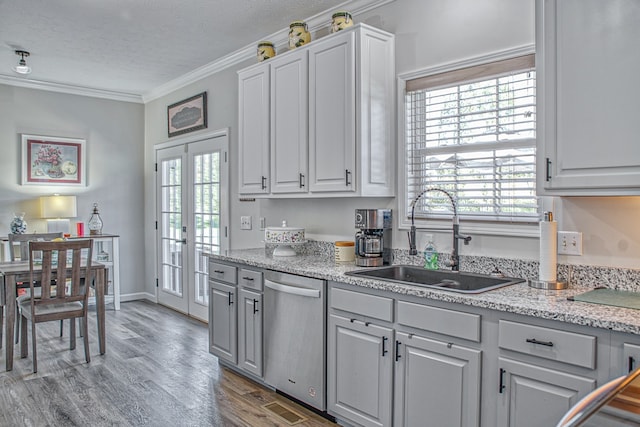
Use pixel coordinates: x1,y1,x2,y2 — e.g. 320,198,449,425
209,281,237,364
209,261,264,379
328,313,394,427
238,288,263,377
394,332,481,427
497,357,595,427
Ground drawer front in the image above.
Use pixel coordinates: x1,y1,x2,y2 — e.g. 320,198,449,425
499,320,596,369
209,261,237,285
330,287,393,322
239,268,263,291
397,301,481,342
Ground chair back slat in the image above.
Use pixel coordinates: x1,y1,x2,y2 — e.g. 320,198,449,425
28,240,93,309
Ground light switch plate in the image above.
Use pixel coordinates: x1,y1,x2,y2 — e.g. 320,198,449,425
558,231,583,255
240,216,252,230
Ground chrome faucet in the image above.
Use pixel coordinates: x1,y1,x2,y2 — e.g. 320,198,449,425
407,187,472,271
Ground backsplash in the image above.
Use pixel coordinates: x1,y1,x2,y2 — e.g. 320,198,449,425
266,240,640,292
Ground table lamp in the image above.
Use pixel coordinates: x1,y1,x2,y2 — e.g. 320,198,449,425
40,195,77,233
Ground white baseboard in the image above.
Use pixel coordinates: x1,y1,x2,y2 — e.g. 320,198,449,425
120,292,156,303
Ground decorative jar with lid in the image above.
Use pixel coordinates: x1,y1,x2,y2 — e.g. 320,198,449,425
257,41,276,62
10,212,27,234
288,21,311,49
331,11,353,33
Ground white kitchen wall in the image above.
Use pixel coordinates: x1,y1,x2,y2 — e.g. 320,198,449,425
143,0,639,298
0,83,146,297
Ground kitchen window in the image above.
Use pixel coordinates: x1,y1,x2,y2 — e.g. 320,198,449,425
400,50,540,235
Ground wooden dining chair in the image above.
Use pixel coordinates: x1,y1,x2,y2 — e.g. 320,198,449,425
8,232,64,344
19,239,93,373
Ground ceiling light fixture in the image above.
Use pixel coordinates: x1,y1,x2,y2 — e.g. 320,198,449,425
13,50,32,75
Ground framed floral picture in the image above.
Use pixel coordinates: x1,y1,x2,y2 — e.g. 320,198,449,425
21,134,86,186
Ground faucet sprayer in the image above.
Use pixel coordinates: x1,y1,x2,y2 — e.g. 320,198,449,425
407,187,472,271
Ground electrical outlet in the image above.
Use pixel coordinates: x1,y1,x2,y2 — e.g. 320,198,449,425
260,217,266,230
240,216,252,230
558,231,583,255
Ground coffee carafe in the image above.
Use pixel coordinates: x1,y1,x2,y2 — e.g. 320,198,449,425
354,209,392,267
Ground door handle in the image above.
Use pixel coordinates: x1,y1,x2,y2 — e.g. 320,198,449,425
499,368,506,393
264,280,320,298
345,169,352,186
395,340,402,361
299,173,305,188
526,338,554,347
178,238,187,245
228,292,234,306
253,299,259,314
261,176,267,190
382,336,388,357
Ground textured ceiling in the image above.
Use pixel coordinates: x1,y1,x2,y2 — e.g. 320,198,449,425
0,0,348,99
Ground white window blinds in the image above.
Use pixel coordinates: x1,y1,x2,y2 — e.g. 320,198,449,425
405,54,538,222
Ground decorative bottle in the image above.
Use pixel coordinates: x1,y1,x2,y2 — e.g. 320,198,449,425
88,203,103,235
257,41,276,62
423,234,439,270
10,212,27,234
331,11,353,33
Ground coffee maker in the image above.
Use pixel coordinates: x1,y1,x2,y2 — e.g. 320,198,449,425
354,209,393,267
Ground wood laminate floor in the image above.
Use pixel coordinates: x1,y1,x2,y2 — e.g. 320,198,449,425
0,301,336,427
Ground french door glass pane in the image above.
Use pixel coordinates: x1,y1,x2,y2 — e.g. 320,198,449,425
161,157,183,296
193,151,221,306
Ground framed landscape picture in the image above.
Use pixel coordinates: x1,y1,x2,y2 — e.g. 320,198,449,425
167,92,208,137
21,134,86,186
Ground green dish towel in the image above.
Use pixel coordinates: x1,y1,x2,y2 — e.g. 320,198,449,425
571,288,640,310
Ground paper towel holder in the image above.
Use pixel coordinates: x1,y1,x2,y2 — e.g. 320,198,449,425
528,279,568,290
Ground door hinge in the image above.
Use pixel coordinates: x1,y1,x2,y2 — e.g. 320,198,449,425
155,162,157,172
225,226,228,238
156,278,159,288
155,221,158,230
224,151,228,163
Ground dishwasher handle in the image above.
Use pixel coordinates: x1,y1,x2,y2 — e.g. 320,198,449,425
265,279,321,298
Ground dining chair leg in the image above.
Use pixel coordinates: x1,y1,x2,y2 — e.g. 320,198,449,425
70,319,76,350
31,320,37,373
15,306,20,344
82,315,90,363
20,314,28,358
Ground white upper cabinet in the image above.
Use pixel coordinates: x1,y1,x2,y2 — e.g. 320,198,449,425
537,0,640,195
270,49,309,194
308,30,356,193
237,24,395,197
238,64,270,194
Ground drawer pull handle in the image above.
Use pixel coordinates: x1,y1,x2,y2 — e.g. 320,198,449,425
499,368,506,393
382,336,388,357
526,338,554,347
395,341,402,361
242,276,254,281
630,356,636,373
214,270,225,274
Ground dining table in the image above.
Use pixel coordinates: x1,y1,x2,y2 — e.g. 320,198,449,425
0,260,107,371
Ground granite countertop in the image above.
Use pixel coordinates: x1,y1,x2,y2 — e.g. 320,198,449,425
206,248,640,335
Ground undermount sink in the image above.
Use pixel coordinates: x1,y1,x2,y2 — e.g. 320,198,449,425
345,265,525,294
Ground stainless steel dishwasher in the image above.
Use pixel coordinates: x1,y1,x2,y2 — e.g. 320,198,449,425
264,270,326,411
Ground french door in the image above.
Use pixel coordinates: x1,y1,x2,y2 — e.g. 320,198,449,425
156,133,229,322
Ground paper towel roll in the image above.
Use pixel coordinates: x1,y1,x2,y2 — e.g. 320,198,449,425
539,220,557,282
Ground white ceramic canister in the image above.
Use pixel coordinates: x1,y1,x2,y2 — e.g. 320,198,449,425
288,21,311,49
334,241,355,263
257,41,275,62
330,11,353,33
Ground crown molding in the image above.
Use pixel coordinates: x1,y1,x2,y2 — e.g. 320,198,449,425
0,74,143,103
142,0,395,103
